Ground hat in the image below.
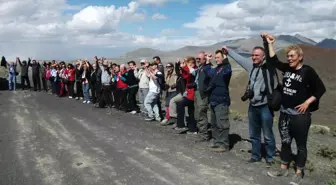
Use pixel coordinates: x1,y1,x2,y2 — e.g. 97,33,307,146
149,61,157,66
140,59,146,64
102,61,109,66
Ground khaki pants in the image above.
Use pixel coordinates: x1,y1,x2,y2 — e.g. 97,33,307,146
169,93,189,118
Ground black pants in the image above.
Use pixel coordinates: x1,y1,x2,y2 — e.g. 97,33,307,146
279,112,311,170
21,75,31,90
76,81,83,98
126,87,139,111
101,85,113,108
176,97,197,132
41,77,47,91
68,81,75,97
114,89,127,110
95,83,102,104
32,74,41,91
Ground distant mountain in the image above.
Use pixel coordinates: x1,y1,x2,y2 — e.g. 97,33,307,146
315,39,336,49
121,34,334,61
295,34,317,45
277,35,315,45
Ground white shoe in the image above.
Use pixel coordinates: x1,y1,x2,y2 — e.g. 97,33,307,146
161,119,168,124
80,97,83,100
75,97,79,100
86,101,91,104
130,110,137,114
83,101,87,103
69,96,73,99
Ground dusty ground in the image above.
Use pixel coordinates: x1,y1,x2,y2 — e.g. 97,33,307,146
0,90,334,185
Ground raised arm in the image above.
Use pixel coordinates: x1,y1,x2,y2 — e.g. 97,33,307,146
263,33,289,72
17,57,22,66
222,46,253,72
28,58,32,67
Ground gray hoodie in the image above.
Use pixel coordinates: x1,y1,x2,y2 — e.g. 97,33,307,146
228,48,278,107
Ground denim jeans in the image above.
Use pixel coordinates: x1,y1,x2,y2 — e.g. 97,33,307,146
144,91,160,120
82,83,89,101
248,104,276,162
138,88,149,112
8,74,16,90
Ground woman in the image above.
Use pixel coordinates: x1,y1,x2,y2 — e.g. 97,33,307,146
50,65,59,96
75,61,84,100
80,61,91,104
67,64,76,98
175,57,198,134
59,62,68,97
264,33,326,184
114,65,128,110
45,63,52,93
160,62,177,125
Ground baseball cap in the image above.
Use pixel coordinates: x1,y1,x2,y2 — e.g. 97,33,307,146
149,61,157,66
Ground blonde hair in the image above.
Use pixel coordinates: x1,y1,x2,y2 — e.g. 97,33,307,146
285,45,304,57
185,56,196,64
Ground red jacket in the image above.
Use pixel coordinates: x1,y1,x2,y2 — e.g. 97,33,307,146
68,68,76,81
116,71,128,89
181,66,197,101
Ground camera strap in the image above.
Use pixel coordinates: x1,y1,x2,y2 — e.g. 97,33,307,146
248,66,261,90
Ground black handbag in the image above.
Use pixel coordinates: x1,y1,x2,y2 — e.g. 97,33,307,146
262,65,282,111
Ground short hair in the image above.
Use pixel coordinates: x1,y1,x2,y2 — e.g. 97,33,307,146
128,61,136,65
215,50,223,56
253,46,265,55
186,56,196,64
285,44,304,56
153,56,161,61
112,63,117,66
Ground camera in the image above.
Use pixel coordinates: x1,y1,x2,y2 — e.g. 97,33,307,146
241,87,254,102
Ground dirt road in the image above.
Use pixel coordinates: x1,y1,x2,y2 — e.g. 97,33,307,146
0,91,326,185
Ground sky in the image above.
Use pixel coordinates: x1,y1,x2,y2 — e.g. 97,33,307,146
0,0,335,60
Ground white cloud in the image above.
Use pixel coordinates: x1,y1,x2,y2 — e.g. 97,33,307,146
137,0,187,6
159,28,176,35
184,0,336,41
151,13,168,20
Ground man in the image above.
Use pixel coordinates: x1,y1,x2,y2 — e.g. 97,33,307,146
144,61,164,121
207,50,232,152
136,59,150,115
92,58,102,107
125,61,140,114
17,57,31,90
153,56,164,77
31,59,41,91
40,62,48,92
194,51,213,142
96,56,113,113
222,42,277,165
6,60,18,91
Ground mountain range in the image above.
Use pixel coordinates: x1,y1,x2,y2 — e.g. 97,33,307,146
119,34,336,61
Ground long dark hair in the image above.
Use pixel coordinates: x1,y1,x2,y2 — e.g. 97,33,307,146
1,56,7,68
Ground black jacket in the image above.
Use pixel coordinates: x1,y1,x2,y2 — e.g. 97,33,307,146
175,62,186,94
196,63,212,98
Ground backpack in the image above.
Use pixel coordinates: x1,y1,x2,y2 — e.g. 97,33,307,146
261,63,282,111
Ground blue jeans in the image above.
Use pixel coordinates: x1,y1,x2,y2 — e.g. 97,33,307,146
248,104,276,162
82,83,89,101
8,74,16,90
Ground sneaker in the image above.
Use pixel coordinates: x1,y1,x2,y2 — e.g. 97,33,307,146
266,161,275,168
187,131,198,135
160,119,168,124
289,173,304,185
211,146,229,153
170,123,177,129
69,96,73,99
83,101,87,104
155,118,161,122
86,101,91,104
80,97,83,100
246,158,261,164
130,110,137,114
75,97,79,100
267,168,289,178
174,127,188,134
145,117,155,121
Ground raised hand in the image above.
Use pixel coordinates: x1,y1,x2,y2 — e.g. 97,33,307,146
221,46,229,55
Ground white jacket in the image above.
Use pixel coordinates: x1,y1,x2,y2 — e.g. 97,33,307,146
136,68,149,88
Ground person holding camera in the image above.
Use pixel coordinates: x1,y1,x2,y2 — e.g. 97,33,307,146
263,34,326,184
222,40,278,164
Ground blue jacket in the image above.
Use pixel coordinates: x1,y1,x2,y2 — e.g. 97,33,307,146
209,58,232,107
195,63,213,98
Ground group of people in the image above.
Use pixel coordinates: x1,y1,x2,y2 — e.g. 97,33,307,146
2,33,326,185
